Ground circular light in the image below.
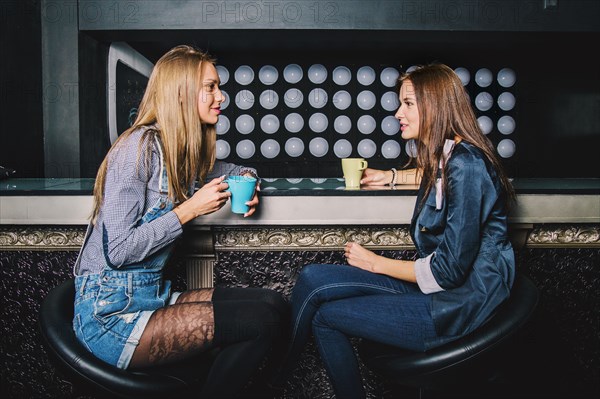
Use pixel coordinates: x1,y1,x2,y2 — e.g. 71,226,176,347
497,139,516,158
334,115,352,134
308,113,328,133
284,88,304,108
333,139,352,158
285,137,304,157
382,139,401,159
215,139,230,159
284,113,304,133
259,65,278,85
283,64,303,84
475,68,493,87
357,90,376,110
475,92,494,111
260,114,280,134
406,65,418,73
454,67,470,86
308,64,327,84
497,92,516,111
216,115,230,135
332,66,351,85
216,65,229,85
357,138,377,158
497,68,516,88
236,139,255,159
333,90,351,110
309,137,329,157
381,115,400,136
221,91,230,110
405,139,418,158
259,89,279,109
477,115,493,135
308,88,328,108
235,114,255,134
234,65,254,85
235,90,254,110
260,139,280,159
497,115,516,135
381,91,400,112
380,67,400,88
357,66,376,86
357,115,376,134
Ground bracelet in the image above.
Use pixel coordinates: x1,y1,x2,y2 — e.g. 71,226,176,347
390,168,397,186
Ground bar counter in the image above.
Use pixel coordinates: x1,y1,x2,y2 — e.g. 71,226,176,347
1,177,599,225
2,177,598,276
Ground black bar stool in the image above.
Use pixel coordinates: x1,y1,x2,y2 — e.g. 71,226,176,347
38,278,217,398
359,273,539,398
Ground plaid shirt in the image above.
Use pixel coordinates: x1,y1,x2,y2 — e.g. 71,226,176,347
76,126,254,276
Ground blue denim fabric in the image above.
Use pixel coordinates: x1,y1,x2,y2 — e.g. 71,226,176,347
312,289,436,398
73,271,171,368
284,263,448,396
73,146,177,369
411,142,515,337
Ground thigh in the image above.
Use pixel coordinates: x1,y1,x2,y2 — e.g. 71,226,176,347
293,263,420,304
130,301,215,368
213,287,289,317
314,293,436,352
176,288,215,303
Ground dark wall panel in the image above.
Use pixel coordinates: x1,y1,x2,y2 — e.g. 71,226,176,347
0,0,44,178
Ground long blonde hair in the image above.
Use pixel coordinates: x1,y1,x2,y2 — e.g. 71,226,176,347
401,63,515,206
92,45,217,221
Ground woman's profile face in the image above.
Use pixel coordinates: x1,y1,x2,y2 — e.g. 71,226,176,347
395,80,420,141
197,63,224,125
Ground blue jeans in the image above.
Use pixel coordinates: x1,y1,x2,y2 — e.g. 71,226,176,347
284,263,438,399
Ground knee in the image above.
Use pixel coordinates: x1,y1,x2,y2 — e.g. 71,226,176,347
292,264,333,302
295,263,327,289
312,303,335,330
252,301,285,341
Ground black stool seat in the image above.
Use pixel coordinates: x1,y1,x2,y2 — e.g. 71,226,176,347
39,278,215,398
359,273,539,393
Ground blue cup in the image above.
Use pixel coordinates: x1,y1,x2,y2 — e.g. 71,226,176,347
224,176,257,214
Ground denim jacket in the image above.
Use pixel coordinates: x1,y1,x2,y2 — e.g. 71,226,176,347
410,141,515,338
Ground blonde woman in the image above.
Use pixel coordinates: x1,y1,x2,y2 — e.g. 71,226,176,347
72,45,287,397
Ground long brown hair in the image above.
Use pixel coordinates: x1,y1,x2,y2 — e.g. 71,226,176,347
401,63,515,205
91,45,217,222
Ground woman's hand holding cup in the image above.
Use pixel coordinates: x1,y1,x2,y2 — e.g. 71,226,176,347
173,176,231,224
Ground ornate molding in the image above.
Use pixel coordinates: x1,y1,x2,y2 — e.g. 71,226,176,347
1,224,598,252
0,226,86,251
213,226,415,251
527,225,600,248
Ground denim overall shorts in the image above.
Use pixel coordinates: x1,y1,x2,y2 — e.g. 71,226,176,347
73,138,181,369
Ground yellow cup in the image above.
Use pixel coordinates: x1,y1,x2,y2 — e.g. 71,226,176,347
342,158,368,189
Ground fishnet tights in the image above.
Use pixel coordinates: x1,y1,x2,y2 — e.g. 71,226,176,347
129,288,215,368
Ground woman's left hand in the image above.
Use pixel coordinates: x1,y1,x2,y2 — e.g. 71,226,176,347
344,242,379,273
243,173,260,217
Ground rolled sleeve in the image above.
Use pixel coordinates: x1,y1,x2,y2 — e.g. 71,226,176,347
415,253,445,294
